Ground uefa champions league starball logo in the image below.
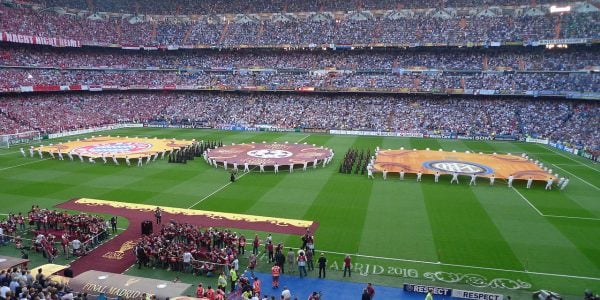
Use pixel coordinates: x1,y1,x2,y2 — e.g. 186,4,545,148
247,149,293,159
73,142,153,155
423,160,493,175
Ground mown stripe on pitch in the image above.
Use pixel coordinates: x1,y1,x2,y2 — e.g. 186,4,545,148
546,218,600,272
192,168,289,212
6,181,77,198
470,187,598,278
468,143,600,276
358,136,437,259
243,134,339,217
293,136,382,254
359,170,439,261
407,137,445,150
275,134,356,247
238,135,342,250
421,182,525,270
0,155,27,168
412,138,525,269
465,141,600,275
509,142,600,216
459,139,496,153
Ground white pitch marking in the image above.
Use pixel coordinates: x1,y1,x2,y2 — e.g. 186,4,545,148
188,134,312,209
544,214,600,221
552,163,591,167
500,179,599,221
511,187,544,216
552,164,600,191
294,135,310,143
284,247,600,281
0,158,51,171
541,145,600,173
187,168,253,209
0,151,20,156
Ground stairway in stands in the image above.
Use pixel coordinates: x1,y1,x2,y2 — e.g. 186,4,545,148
554,15,562,39
182,25,194,44
256,21,265,43
218,22,230,44
85,0,94,12
151,22,158,43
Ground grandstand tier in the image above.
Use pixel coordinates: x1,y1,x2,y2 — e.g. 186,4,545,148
0,92,598,152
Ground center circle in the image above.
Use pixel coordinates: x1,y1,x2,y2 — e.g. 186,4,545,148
247,149,293,159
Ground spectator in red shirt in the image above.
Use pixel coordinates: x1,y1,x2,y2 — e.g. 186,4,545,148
343,255,351,277
366,283,375,299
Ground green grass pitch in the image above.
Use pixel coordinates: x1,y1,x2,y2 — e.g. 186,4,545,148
0,128,598,298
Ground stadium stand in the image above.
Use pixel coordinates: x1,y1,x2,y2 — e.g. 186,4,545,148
20,0,588,14
1,45,599,71
0,0,597,153
0,4,599,47
0,1,599,299
0,92,598,151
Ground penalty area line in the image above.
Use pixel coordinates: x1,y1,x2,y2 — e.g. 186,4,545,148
540,144,600,173
552,164,600,191
503,180,600,221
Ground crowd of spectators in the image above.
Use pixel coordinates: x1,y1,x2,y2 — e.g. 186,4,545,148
136,220,242,276
2,45,598,71
0,67,597,93
0,92,597,150
0,265,87,300
27,207,108,242
1,206,109,260
25,0,575,15
0,92,168,134
0,6,598,47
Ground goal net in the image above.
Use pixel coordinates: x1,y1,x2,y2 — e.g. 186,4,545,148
0,131,42,148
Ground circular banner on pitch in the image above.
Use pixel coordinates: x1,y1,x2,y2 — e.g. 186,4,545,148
422,160,493,175
207,143,332,167
72,142,153,155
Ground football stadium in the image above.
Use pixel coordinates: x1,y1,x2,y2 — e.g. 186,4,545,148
0,0,599,299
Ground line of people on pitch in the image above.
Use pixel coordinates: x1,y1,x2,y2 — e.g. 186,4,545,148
21,146,170,166
366,169,569,190
204,156,334,174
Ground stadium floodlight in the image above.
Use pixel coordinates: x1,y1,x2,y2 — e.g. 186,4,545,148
549,5,570,13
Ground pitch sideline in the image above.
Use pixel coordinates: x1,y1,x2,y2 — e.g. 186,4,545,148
540,144,600,173
551,164,600,191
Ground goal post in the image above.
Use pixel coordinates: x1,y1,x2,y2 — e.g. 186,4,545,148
0,131,42,148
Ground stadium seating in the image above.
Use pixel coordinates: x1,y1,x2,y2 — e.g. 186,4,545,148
1,6,599,47
0,1,597,152
22,0,583,15
0,93,598,151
